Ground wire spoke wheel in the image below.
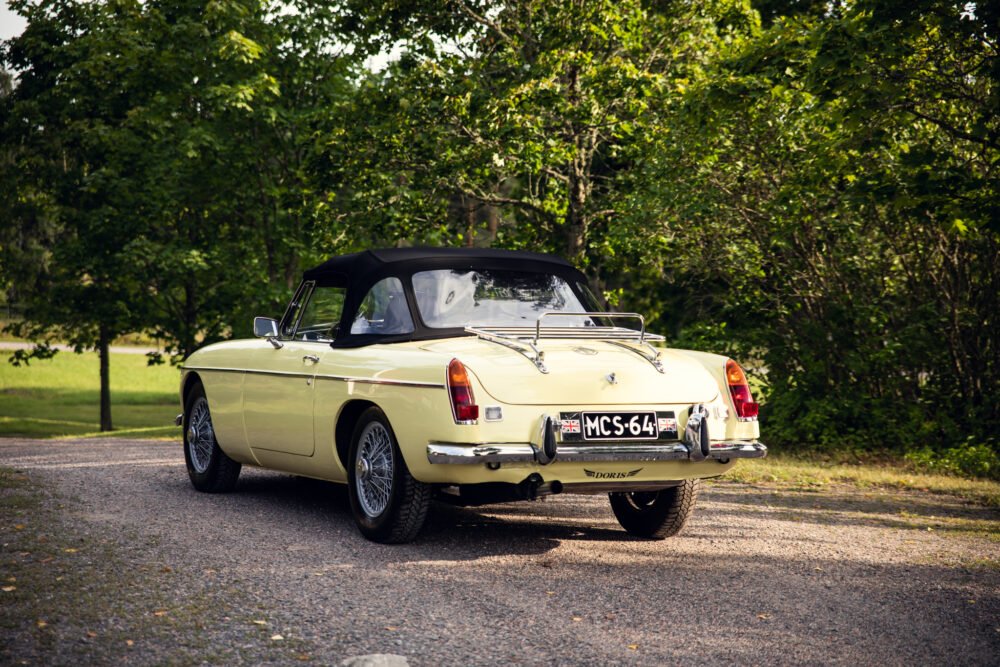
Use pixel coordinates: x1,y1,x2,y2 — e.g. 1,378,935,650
354,421,395,518
347,407,431,543
187,397,215,474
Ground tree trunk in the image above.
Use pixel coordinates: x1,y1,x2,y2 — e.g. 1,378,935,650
486,204,499,243
182,282,196,360
464,195,476,247
98,326,112,432
562,63,594,264
566,170,587,262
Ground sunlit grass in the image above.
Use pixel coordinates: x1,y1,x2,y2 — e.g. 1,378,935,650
0,351,180,438
719,455,1000,508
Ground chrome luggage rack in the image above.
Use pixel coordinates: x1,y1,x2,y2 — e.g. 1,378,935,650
465,312,665,374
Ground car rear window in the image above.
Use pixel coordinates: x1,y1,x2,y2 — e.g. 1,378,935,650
411,269,595,328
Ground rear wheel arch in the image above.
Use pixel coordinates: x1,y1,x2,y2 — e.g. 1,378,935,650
335,400,377,470
181,372,203,406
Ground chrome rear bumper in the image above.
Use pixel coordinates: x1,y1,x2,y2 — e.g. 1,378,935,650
426,440,766,465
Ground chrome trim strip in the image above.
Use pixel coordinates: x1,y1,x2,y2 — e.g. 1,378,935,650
179,365,245,375
427,441,766,464
428,443,538,464
331,377,445,389
709,442,768,458
179,365,445,389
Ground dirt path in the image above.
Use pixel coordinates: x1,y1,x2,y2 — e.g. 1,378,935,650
0,342,158,355
1,438,998,665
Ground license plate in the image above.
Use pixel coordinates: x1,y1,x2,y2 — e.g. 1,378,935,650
581,411,658,441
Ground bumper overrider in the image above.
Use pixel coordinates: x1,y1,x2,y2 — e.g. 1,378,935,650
426,407,766,465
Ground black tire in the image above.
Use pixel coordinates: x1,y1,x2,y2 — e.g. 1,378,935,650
347,406,431,543
183,383,241,493
609,479,700,539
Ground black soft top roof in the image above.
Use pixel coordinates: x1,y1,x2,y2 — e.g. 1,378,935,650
303,247,583,288
296,247,591,348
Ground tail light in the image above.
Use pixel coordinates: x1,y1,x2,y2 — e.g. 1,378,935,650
447,358,479,423
725,359,759,420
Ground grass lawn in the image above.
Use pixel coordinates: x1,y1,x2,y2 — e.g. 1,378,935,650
0,350,180,438
718,454,1000,509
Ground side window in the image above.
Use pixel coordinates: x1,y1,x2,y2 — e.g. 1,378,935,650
350,278,414,335
295,286,347,341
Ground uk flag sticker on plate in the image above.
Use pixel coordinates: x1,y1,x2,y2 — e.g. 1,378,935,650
658,417,677,432
561,419,581,434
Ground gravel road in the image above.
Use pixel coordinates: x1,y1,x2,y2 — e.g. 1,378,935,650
1,437,998,665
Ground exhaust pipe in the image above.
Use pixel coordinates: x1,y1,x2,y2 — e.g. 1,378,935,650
537,480,564,497
439,477,563,506
521,473,563,499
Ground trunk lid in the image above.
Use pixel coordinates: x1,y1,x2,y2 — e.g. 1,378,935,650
420,337,719,406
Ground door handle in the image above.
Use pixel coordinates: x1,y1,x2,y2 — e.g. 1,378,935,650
303,354,320,364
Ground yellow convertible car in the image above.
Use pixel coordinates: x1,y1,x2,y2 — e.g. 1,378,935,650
179,248,764,543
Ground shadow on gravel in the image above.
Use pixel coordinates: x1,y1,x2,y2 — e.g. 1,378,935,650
424,502,625,540
232,473,351,516
213,471,648,559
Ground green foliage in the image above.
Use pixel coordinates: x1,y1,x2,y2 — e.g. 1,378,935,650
622,0,999,466
5,342,57,367
328,0,755,272
906,442,1000,482
1,1,356,393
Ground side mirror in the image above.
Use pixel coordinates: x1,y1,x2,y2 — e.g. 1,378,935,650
253,317,279,338
253,317,283,348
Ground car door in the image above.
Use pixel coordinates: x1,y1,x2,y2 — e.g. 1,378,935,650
243,283,346,457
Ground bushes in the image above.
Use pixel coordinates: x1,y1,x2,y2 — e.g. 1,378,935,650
615,2,1000,479
905,443,1000,482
